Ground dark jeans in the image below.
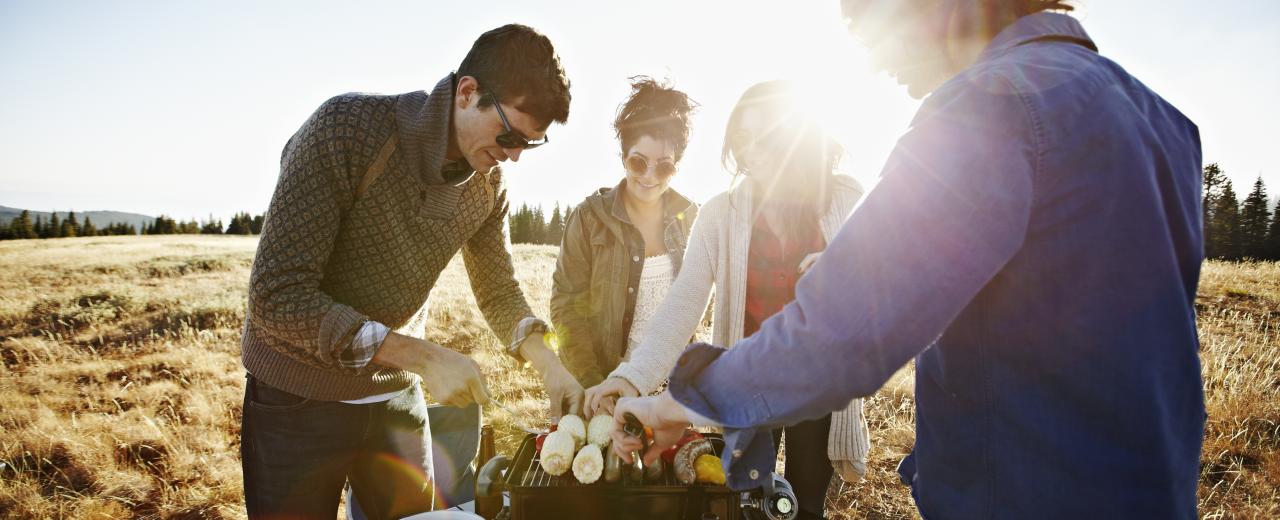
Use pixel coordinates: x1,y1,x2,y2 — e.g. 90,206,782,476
772,414,833,520
241,375,479,519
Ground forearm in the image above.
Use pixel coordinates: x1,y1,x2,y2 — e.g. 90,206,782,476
368,331,443,375
610,220,717,393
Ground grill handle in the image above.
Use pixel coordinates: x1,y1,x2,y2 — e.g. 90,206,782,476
475,454,510,498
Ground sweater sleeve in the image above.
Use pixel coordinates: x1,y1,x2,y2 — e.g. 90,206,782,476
463,173,537,349
609,196,722,393
246,95,368,368
550,206,606,386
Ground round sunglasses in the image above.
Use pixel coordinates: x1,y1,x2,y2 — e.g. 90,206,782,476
625,155,677,178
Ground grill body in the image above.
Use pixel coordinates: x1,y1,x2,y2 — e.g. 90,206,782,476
493,433,741,520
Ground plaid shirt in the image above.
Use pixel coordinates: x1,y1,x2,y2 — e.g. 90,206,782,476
743,218,826,337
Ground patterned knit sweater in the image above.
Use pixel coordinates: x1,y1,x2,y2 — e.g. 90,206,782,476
241,75,536,401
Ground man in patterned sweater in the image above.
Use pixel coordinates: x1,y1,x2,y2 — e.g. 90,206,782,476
239,24,583,519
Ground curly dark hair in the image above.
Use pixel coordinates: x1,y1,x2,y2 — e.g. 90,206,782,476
613,76,698,163
457,24,571,130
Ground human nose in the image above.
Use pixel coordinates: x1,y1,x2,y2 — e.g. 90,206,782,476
504,147,522,162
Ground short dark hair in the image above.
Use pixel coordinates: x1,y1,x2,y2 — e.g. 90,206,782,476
457,24,571,130
613,76,698,163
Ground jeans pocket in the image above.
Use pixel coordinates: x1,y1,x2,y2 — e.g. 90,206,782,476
247,378,314,412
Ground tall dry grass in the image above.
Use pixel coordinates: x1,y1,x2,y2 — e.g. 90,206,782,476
0,235,1275,518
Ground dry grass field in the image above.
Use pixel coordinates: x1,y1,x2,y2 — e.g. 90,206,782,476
0,235,1276,519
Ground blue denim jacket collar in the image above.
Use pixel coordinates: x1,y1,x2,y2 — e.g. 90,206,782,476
978,12,1095,64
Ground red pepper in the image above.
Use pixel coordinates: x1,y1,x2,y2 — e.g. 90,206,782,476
534,424,559,452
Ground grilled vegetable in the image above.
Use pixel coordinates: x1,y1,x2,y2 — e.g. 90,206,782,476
694,454,725,485
534,423,558,452
572,444,604,484
558,414,587,449
661,429,705,465
586,414,613,447
539,430,575,476
673,438,714,485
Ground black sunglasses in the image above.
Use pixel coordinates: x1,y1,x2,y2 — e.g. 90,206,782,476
488,91,549,150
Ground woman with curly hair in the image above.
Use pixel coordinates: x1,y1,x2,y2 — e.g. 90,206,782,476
551,77,700,390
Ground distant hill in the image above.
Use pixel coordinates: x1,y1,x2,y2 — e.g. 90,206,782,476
0,206,154,232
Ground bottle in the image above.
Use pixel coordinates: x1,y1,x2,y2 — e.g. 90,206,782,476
475,424,503,519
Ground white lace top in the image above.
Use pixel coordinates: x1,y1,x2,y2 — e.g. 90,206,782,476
625,254,675,358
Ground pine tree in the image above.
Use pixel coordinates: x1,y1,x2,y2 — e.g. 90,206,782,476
530,206,546,245
1202,164,1227,259
48,212,61,239
1267,198,1280,261
81,216,97,237
226,213,249,235
61,211,79,238
201,216,224,234
1210,180,1241,260
546,203,564,246
250,214,265,234
12,210,37,239
509,204,530,244
1239,177,1271,259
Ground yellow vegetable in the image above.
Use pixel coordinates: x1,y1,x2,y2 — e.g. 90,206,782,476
694,454,725,485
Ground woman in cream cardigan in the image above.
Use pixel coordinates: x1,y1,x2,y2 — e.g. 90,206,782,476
584,80,870,520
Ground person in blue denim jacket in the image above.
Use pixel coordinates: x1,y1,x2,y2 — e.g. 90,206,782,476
613,1,1206,518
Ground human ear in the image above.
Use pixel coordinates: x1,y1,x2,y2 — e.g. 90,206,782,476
455,75,480,109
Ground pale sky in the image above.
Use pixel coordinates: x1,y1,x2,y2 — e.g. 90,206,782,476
1,0,1277,223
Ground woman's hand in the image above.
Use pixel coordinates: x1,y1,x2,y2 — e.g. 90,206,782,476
798,252,823,274
584,377,640,418
610,392,691,465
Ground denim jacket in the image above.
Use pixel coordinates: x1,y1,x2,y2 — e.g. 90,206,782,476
551,180,697,387
668,13,1205,519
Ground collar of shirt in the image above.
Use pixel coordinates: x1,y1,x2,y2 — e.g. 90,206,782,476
977,12,1095,64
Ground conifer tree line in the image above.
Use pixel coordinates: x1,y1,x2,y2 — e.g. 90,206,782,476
1203,163,1280,261
0,211,264,240
7,168,1279,261
509,202,565,245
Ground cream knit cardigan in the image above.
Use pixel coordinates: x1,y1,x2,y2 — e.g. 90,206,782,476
611,175,871,481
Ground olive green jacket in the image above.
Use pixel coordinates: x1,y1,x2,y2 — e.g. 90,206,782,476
550,180,698,387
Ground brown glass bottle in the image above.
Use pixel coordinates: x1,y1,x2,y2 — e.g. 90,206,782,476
475,424,502,519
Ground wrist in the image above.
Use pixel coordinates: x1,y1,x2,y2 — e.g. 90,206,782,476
658,391,692,426
611,376,639,396
519,337,560,372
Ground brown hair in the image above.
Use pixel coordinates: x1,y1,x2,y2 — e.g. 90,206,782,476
721,80,844,227
613,76,698,163
458,24,571,130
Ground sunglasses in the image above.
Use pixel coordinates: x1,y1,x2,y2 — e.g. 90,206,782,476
625,155,677,178
488,91,549,150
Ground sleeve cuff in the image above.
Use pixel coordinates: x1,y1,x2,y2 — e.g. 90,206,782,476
667,342,775,429
338,320,390,375
505,317,548,365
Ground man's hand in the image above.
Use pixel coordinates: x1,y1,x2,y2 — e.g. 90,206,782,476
610,391,691,465
520,335,584,422
584,377,640,418
372,332,489,408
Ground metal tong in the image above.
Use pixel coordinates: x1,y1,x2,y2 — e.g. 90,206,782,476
621,412,649,481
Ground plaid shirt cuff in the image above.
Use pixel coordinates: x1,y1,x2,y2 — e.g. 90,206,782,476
339,320,391,373
506,317,549,365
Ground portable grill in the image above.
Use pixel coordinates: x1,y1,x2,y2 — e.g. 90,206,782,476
476,433,798,520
